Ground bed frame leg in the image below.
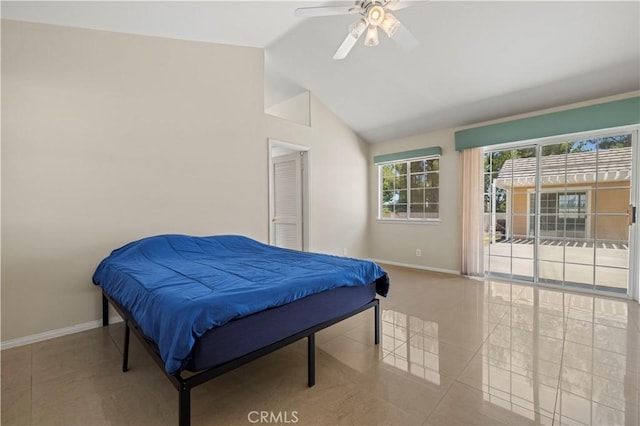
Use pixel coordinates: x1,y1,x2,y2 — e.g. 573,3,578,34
374,300,380,345
179,384,191,426
307,333,315,387
102,293,109,326
122,321,130,373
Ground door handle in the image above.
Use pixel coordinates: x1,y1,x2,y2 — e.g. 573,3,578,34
629,204,637,225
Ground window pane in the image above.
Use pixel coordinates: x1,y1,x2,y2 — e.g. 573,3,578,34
543,193,558,214
595,188,630,214
410,160,425,173
494,188,507,213
596,134,632,150
393,204,408,219
540,214,557,234
484,194,492,213
397,190,407,204
394,175,407,190
541,143,568,156
529,193,536,214
426,172,439,188
559,192,586,215
425,203,438,213
410,203,424,219
411,203,425,213
596,216,628,241
382,176,395,190
394,163,407,174
410,189,424,203
595,267,628,292
484,173,492,194
381,164,395,176
565,263,594,287
382,203,407,219
426,159,439,172
382,190,399,205
410,174,426,189
425,189,439,204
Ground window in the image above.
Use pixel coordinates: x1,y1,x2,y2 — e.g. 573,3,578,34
528,191,588,238
379,156,440,220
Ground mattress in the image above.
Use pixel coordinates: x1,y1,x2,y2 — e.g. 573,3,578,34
185,282,376,372
93,234,389,374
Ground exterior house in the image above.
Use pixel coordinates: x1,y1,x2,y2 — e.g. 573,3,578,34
494,146,632,243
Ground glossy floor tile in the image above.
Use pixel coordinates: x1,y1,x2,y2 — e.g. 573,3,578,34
2,264,640,425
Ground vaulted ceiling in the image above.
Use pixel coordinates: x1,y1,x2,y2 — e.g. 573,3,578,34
3,1,639,143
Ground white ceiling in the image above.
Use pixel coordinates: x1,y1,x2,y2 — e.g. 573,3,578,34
3,1,639,143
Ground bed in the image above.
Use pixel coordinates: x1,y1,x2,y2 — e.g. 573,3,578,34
93,234,389,426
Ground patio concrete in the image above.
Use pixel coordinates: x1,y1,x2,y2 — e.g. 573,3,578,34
485,241,629,291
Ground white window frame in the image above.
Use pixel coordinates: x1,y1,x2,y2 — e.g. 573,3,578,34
526,187,592,239
377,155,440,222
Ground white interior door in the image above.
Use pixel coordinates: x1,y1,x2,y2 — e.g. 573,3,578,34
271,152,303,250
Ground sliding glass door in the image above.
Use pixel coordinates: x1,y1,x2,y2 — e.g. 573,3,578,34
484,130,637,296
484,146,537,281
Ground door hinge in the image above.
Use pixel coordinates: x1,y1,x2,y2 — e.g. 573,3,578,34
629,204,637,225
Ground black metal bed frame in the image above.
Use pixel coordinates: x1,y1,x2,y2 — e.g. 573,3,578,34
102,290,380,426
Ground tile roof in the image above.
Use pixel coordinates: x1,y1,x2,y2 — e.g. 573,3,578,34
496,147,632,188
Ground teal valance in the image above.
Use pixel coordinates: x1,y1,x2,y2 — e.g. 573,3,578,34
373,146,442,164
454,96,640,151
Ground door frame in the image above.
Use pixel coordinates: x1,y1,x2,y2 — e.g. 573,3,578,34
630,128,639,301
268,138,310,251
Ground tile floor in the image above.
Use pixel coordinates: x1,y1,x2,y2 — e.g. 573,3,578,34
2,265,640,425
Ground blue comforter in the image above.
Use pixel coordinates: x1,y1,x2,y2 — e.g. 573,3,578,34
92,234,389,375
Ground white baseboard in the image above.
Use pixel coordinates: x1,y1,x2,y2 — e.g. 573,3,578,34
1,315,123,351
368,258,460,276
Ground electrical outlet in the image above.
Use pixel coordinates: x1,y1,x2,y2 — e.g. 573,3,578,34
343,248,348,256
416,249,422,257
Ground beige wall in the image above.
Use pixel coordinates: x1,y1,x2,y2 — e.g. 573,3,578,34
512,191,530,237
265,91,310,127
368,129,461,273
2,20,373,343
266,96,370,258
1,21,266,341
595,184,630,241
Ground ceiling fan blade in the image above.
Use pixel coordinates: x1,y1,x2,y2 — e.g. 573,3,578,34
295,6,358,18
333,33,359,60
391,22,419,52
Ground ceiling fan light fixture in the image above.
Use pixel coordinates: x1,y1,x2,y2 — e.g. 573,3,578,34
348,18,368,38
294,0,419,59
367,5,385,26
364,25,379,47
380,12,400,37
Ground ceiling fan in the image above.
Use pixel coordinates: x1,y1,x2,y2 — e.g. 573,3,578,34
295,0,419,60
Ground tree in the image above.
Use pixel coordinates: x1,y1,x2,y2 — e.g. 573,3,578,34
484,148,535,213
